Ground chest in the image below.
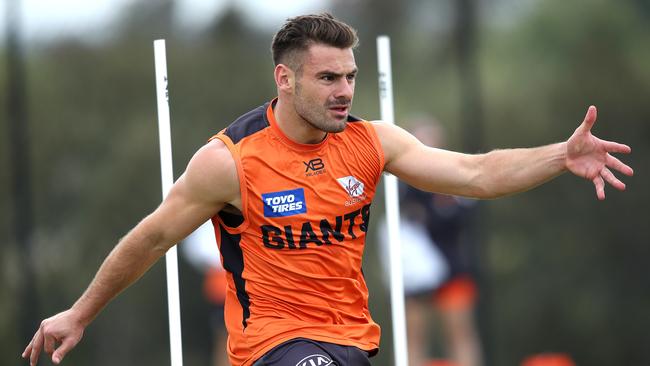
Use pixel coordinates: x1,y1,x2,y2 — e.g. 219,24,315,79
239,135,378,224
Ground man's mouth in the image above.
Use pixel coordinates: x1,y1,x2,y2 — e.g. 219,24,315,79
328,105,350,116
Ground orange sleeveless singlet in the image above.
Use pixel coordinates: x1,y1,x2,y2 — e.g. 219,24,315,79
210,100,384,365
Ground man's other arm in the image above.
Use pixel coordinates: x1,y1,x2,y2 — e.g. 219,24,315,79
374,106,633,200
22,139,239,365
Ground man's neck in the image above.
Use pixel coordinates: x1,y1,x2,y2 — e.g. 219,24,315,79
273,98,328,144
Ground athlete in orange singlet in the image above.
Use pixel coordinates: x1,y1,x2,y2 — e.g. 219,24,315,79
23,13,633,366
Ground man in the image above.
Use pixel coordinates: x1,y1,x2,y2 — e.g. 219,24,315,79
22,13,633,366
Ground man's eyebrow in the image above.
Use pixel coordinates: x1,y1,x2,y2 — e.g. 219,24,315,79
316,68,359,77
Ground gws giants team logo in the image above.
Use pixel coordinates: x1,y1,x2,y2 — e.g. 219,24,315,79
295,354,335,366
337,176,367,206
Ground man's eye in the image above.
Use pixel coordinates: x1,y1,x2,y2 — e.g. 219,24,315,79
321,75,334,81
347,74,356,81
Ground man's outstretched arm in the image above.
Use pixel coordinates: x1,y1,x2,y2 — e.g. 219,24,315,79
21,139,239,365
375,106,633,200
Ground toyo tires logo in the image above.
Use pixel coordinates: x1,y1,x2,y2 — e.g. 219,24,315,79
262,188,307,217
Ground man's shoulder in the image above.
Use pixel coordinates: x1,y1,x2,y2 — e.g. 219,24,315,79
339,116,383,147
181,138,240,208
223,102,271,144
193,139,237,173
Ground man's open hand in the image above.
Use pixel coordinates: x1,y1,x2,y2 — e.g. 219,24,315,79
566,106,634,200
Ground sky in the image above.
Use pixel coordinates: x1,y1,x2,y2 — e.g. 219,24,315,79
1,0,329,42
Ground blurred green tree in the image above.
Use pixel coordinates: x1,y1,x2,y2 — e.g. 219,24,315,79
1,1,648,366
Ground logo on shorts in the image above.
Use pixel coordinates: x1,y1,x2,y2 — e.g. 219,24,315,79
295,354,334,366
262,188,307,217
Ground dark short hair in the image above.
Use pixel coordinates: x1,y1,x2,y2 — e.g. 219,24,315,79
271,13,359,68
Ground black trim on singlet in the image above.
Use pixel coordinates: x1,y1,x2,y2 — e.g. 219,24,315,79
218,210,245,228
347,113,362,122
218,224,251,329
218,104,268,330
223,103,271,144
218,103,272,330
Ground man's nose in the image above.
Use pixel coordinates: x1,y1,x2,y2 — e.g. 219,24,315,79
334,78,354,100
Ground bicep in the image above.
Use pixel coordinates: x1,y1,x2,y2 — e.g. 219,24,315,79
373,122,483,197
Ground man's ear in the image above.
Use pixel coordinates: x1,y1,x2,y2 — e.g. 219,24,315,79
274,64,294,93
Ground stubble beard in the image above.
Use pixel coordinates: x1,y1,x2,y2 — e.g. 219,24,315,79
294,81,350,134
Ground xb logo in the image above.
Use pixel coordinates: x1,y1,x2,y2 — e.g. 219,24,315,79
304,158,326,177
304,158,325,172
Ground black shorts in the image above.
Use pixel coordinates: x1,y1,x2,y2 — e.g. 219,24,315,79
253,338,372,366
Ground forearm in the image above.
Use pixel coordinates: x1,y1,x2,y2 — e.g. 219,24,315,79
70,218,169,326
474,142,568,199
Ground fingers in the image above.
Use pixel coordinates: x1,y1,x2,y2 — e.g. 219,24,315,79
600,138,632,155
22,334,35,358
593,175,605,200
601,167,626,191
579,105,598,133
29,328,44,366
606,153,634,176
23,321,57,366
22,345,31,359
43,333,56,356
593,164,628,200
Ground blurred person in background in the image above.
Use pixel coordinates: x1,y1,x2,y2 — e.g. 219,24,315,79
520,353,576,366
22,13,633,366
182,221,229,366
380,120,483,366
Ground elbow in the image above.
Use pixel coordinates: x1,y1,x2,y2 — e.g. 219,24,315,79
464,169,506,200
461,163,493,199
479,189,508,200
466,184,501,200
463,152,509,200
468,178,523,200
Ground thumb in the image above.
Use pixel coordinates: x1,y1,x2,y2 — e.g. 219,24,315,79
52,350,64,364
579,105,597,133
51,338,77,365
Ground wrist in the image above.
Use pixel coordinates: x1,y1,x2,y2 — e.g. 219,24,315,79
557,141,569,171
69,300,98,327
